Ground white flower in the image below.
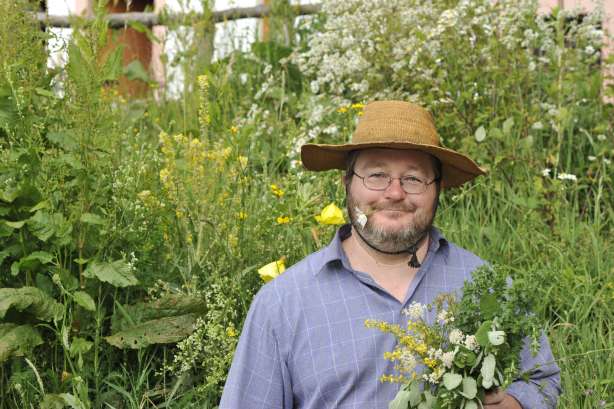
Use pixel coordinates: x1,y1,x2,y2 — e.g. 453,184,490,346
403,302,426,321
354,207,368,229
597,134,606,141
557,173,577,182
441,351,456,368
464,335,479,351
437,309,454,325
531,121,544,130
585,45,595,55
239,73,248,84
400,350,417,371
588,155,596,161
603,158,611,165
541,168,551,177
448,329,464,345
488,330,506,346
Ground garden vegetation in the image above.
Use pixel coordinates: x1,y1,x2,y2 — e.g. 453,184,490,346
0,0,612,407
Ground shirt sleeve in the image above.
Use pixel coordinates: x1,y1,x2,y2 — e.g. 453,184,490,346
219,285,293,409
506,332,561,409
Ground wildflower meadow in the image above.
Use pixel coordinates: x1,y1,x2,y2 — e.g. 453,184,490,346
0,0,612,407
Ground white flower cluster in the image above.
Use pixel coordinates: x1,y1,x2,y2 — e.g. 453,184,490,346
437,309,454,325
403,301,426,321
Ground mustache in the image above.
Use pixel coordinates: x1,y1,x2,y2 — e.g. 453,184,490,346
371,204,416,212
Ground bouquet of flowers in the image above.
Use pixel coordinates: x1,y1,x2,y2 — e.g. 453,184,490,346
365,265,542,409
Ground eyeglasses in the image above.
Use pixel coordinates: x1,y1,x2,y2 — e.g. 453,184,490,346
351,171,439,195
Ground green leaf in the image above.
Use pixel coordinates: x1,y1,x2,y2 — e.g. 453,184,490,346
464,400,478,409
443,373,463,390
73,291,96,312
0,324,43,363
67,43,92,90
28,210,72,245
502,117,514,135
475,321,492,347
4,220,26,229
80,212,105,225
41,393,87,409
481,353,496,389
101,45,124,82
408,380,421,407
474,126,486,142
460,376,477,399
84,259,138,287
105,313,199,349
479,293,499,319
21,251,54,266
111,294,206,333
0,287,63,321
69,337,93,357
389,388,412,409
46,131,78,151
123,60,150,83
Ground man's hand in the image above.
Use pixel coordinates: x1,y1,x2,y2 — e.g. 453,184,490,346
483,389,522,409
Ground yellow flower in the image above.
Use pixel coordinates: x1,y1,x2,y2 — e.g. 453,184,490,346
351,103,365,110
230,125,239,134
237,211,248,220
270,184,285,198
238,155,248,168
137,190,152,201
258,259,286,283
276,216,291,224
315,203,345,225
337,106,348,113
226,326,237,337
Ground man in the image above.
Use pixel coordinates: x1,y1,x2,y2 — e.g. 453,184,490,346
220,101,561,408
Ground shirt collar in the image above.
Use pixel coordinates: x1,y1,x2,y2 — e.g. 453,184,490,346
312,224,448,276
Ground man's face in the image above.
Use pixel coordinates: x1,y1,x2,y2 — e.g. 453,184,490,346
346,148,439,252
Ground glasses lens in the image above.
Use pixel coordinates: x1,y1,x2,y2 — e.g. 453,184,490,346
401,177,425,194
365,174,390,190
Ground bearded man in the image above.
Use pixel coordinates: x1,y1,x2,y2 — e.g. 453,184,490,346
220,101,561,409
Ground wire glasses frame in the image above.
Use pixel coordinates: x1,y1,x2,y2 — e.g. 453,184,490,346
351,171,440,195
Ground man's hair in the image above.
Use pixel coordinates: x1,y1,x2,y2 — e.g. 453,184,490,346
344,150,442,189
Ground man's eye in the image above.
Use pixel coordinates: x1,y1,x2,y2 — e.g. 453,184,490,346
369,173,388,179
402,176,423,184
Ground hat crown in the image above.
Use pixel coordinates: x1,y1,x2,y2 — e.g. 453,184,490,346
353,101,441,146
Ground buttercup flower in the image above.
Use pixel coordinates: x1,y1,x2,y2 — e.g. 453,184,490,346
315,203,346,225
258,259,286,283
270,184,285,198
276,216,291,224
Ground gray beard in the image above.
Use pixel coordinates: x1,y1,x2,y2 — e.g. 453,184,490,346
346,194,435,253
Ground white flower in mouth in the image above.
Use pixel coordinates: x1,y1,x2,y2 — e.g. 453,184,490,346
355,207,368,228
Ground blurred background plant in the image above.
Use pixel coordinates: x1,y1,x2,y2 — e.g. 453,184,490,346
0,0,612,407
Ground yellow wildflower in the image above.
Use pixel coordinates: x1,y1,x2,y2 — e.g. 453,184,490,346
315,203,345,225
226,326,237,337
258,258,286,283
415,343,427,355
337,106,348,113
238,155,248,168
237,211,248,220
270,184,285,198
351,103,365,110
276,216,291,224
137,190,152,201
230,125,239,134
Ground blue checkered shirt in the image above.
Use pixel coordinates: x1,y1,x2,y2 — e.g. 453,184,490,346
220,225,561,409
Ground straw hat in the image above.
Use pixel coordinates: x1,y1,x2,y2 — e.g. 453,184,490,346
301,100,486,188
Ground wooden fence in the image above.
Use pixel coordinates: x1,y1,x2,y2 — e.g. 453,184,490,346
36,3,322,28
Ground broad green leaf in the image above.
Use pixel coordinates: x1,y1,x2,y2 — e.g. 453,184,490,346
460,377,477,399
69,337,93,357
80,212,105,225
475,321,492,347
0,287,63,321
41,393,87,409
67,43,92,90
475,126,486,142
389,388,412,409
408,380,421,407
84,259,138,287
28,210,72,245
21,251,54,266
464,400,478,409
479,293,499,319
0,324,43,363
46,131,78,151
481,353,496,389
111,294,206,333
4,220,26,229
105,313,199,349
73,291,96,312
443,373,463,390
124,60,150,83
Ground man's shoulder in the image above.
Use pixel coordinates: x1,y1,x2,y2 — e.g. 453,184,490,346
435,237,487,274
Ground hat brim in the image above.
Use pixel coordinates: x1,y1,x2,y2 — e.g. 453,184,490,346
301,142,486,188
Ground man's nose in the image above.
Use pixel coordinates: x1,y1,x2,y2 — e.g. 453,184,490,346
385,178,406,200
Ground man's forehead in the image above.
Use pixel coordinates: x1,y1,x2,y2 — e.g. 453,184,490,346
354,148,434,168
